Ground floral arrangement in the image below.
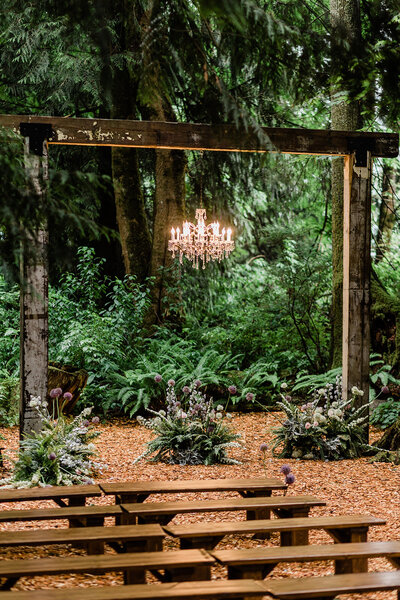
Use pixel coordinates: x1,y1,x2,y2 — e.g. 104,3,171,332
271,377,370,460
134,378,242,465
0,389,101,488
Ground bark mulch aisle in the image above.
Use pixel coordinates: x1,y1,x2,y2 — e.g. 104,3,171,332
0,412,398,599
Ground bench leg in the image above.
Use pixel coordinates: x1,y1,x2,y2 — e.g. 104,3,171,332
245,490,272,540
164,565,211,582
328,527,368,573
124,568,146,585
227,565,273,580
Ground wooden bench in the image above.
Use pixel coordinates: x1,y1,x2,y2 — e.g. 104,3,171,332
265,570,400,600
0,579,269,599
0,523,165,555
0,504,123,528
164,514,386,551
213,540,400,577
0,548,215,589
0,484,102,508
120,495,325,525
100,477,287,505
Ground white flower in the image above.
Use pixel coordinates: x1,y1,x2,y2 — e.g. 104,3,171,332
317,389,325,395
328,408,335,417
216,405,224,412
87,443,96,453
215,412,223,419
281,382,288,389
351,386,364,397
226,413,233,419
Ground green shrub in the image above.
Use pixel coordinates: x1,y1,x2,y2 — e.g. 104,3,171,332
0,377,19,426
134,381,241,465
0,392,101,488
270,378,370,460
370,400,400,430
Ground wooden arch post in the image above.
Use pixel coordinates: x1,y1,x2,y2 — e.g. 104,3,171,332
342,149,372,424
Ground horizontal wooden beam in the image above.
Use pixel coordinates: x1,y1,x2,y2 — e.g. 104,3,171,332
0,114,398,157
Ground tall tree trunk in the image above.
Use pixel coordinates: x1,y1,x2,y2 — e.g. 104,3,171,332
111,0,151,282
140,0,187,326
330,0,362,367
375,164,396,264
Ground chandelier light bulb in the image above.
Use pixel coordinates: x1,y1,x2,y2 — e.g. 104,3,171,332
168,208,235,269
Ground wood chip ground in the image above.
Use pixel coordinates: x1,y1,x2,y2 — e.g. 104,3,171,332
0,412,397,600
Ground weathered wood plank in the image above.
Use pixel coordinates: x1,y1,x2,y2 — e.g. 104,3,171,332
0,483,101,503
342,152,372,433
0,114,397,156
20,136,49,436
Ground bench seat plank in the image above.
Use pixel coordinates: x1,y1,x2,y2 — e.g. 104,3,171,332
165,514,386,539
0,485,101,503
0,504,122,522
121,495,325,518
0,523,164,547
265,570,400,599
213,540,400,566
101,477,287,497
0,579,268,599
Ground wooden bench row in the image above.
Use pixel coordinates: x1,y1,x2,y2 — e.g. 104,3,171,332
1,540,400,590
2,571,400,600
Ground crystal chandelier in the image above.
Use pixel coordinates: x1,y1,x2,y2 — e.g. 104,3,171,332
168,208,234,269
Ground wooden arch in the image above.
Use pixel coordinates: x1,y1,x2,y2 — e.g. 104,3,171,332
0,114,398,437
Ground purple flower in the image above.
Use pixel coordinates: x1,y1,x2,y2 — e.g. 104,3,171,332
285,395,292,401
50,388,62,399
285,473,296,485
83,478,94,485
259,442,269,452
92,416,100,424
63,392,73,401
194,379,202,387
182,386,191,395
48,452,56,460
154,374,162,383
381,385,390,395
246,392,255,402
280,464,291,475
305,422,311,429
168,379,175,387
83,419,90,427
228,385,237,395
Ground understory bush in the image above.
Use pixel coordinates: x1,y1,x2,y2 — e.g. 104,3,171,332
370,400,400,430
270,378,370,460
0,391,101,488
134,380,242,465
0,376,19,426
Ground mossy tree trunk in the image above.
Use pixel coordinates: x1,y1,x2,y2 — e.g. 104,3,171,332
375,164,396,264
330,0,362,367
111,0,152,283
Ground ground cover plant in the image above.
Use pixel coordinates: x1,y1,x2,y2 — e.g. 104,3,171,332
0,389,100,488
270,378,370,460
134,380,241,465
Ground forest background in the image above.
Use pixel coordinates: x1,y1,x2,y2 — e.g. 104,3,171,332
0,0,400,425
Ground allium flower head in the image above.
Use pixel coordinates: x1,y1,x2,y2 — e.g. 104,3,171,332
182,386,191,395
154,374,162,383
246,392,254,402
280,464,291,475
168,379,175,387
194,379,202,387
63,392,73,401
381,385,390,395
228,385,237,395
83,419,90,427
50,388,62,398
92,416,100,424
285,473,296,485
259,442,269,452
48,452,57,461
285,395,292,401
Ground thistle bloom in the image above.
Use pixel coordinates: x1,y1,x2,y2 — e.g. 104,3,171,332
228,385,237,395
280,464,291,475
154,374,162,383
259,442,269,452
246,392,254,402
285,473,296,485
50,388,62,398
63,392,73,401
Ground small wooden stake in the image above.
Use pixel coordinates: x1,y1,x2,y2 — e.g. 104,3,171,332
342,151,372,438
20,136,49,436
